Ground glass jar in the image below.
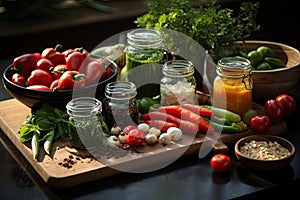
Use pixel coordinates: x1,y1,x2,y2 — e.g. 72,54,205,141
120,28,164,98
103,81,139,129
66,97,104,149
213,56,253,116
160,60,197,105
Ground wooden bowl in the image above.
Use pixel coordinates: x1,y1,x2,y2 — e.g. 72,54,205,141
235,135,295,171
236,40,300,102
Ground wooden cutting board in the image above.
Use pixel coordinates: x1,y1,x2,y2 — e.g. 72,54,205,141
0,98,286,189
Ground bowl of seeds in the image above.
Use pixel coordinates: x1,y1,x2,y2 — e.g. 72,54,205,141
234,134,295,171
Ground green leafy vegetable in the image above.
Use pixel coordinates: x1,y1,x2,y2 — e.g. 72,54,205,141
19,103,76,159
135,0,260,61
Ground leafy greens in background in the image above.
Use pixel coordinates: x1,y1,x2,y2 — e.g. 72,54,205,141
135,0,260,62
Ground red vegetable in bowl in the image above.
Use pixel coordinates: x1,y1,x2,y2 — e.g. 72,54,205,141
27,69,53,87
27,85,51,91
36,58,54,73
11,73,26,87
41,44,65,66
65,51,85,71
57,71,86,90
12,53,41,78
85,60,105,85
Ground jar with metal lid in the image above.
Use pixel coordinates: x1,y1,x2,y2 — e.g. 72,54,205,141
160,60,197,105
120,28,164,98
213,56,253,116
103,81,139,129
66,97,104,149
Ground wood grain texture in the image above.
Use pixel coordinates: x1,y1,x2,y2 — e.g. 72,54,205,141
0,99,286,188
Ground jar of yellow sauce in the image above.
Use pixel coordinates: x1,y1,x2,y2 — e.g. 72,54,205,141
213,56,253,116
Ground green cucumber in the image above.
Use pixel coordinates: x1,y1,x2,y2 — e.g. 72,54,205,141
264,57,285,68
201,105,241,122
203,117,238,133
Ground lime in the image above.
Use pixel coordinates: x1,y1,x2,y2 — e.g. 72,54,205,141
247,50,264,67
242,109,257,126
256,62,272,70
137,97,158,114
257,46,275,58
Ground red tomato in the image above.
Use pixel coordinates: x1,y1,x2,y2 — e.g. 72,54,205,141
250,114,271,132
85,60,105,85
264,99,284,122
123,125,137,135
65,51,84,71
36,58,54,73
11,73,26,87
275,94,297,117
27,69,53,87
210,154,231,173
27,85,51,91
57,71,86,90
125,128,145,146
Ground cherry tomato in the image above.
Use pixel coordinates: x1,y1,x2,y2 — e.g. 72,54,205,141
250,114,271,132
125,128,145,146
264,99,284,122
65,51,85,71
11,73,26,87
27,85,51,91
123,125,137,135
85,60,105,85
275,94,297,117
57,71,86,90
27,69,53,87
210,154,231,173
36,58,54,73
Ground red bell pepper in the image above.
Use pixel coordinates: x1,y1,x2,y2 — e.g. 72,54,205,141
65,51,85,72
12,53,41,78
41,44,65,66
57,71,86,90
11,73,26,87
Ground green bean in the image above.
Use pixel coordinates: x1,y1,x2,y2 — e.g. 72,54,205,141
32,131,40,160
44,130,55,155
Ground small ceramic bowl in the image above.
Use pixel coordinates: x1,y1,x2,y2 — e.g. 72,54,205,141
235,134,295,171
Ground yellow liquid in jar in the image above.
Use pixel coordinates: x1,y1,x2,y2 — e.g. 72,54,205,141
213,78,252,116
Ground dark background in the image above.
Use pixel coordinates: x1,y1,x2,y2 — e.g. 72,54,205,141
0,0,299,60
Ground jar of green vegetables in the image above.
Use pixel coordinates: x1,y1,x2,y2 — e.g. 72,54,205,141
120,28,164,98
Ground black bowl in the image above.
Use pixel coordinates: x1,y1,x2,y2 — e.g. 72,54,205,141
2,58,118,110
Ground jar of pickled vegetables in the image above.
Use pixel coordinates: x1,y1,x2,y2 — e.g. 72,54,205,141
160,60,197,105
66,97,104,149
103,81,139,129
120,28,164,98
213,56,253,116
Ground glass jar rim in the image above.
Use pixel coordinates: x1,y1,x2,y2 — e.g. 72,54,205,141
66,97,102,117
163,59,194,78
127,28,163,49
105,81,137,100
217,56,252,78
